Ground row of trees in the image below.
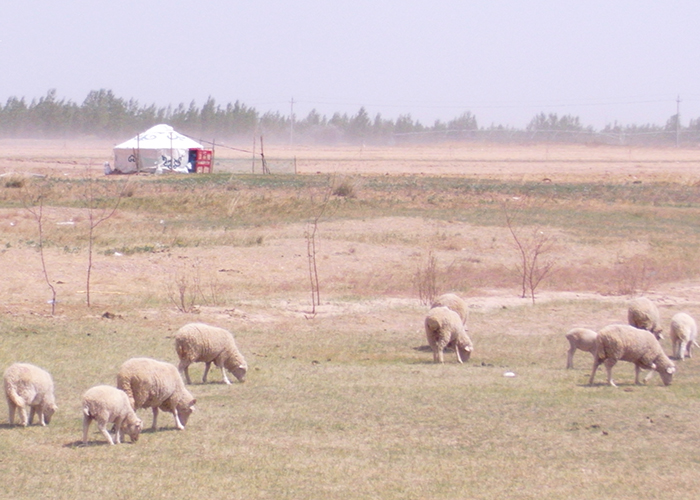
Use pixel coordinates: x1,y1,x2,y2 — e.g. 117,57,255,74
1,89,698,145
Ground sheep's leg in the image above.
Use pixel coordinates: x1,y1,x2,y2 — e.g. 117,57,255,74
96,420,115,445
634,365,643,385
173,409,185,430
7,401,16,425
454,340,464,364
82,415,93,445
28,406,36,426
603,359,617,387
151,407,159,431
113,417,124,444
38,407,47,426
202,362,212,383
588,359,602,386
221,366,232,385
566,347,576,369
179,361,192,385
643,369,655,383
18,406,29,427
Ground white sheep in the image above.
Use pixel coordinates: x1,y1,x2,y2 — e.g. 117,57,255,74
3,362,58,426
431,293,469,326
116,357,196,431
627,297,663,339
424,306,473,364
588,324,676,387
82,385,143,446
669,312,699,360
174,322,247,385
565,327,598,369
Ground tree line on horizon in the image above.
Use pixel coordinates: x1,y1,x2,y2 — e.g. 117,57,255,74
1,89,698,146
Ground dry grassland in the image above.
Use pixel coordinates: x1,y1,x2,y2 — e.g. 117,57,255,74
1,139,700,499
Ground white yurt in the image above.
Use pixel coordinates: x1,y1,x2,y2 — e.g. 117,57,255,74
112,124,210,174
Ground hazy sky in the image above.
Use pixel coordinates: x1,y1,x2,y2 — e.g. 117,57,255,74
2,1,699,129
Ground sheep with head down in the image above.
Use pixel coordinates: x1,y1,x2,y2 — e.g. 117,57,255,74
431,293,468,327
424,306,473,364
589,324,675,387
669,312,698,360
82,385,142,445
116,357,196,431
174,323,247,385
3,362,58,427
627,297,663,339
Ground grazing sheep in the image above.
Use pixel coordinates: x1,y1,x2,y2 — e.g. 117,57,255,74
670,312,699,360
175,322,247,385
589,324,676,387
116,358,196,431
424,306,473,364
627,297,663,339
565,327,598,369
3,363,58,426
431,293,469,327
82,385,142,446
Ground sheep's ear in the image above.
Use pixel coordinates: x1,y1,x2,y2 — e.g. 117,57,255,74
667,367,676,374
239,364,246,369
650,363,657,370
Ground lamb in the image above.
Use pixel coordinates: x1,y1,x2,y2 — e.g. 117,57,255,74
565,327,598,369
431,293,469,327
588,324,676,387
116,357,196,431
3,362,58,427
174,322,247,385
82,385,142,446
627,297,663,339
424,306,473,364
669,312,699,360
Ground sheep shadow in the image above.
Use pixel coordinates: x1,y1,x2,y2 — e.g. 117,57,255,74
188,380,233,386
583,381,642,389
143,426,182,434
63,439,118,448
0,422,50,430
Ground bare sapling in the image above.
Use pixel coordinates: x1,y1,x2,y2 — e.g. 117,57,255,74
82,168,129,307
503,200,557,304
416,250,439,305
21,180,57,314
168,272,199,313
304,178,336,316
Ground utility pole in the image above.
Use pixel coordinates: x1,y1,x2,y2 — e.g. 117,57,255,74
290,97,295,146
676,95,681,148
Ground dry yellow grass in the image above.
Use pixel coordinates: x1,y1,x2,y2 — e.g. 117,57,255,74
1,139,700,499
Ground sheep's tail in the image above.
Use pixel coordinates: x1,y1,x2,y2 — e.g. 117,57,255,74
425,316,440,334
175,341,186,359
